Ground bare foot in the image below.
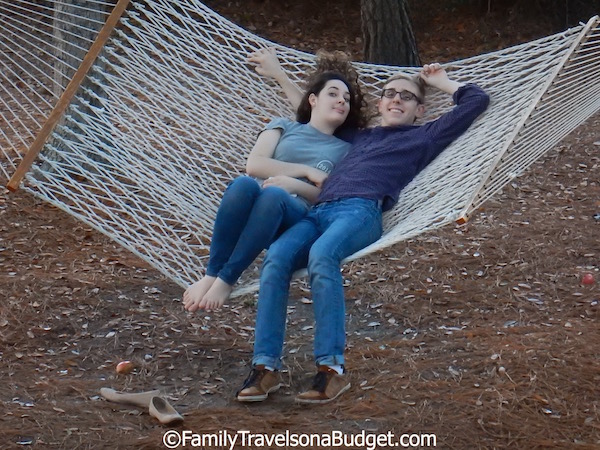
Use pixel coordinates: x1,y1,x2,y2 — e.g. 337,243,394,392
183,276,216,312
198,277,233,311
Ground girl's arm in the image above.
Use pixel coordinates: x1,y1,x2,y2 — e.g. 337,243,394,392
246,129,325,185
262,175,322,204
248,48,303,110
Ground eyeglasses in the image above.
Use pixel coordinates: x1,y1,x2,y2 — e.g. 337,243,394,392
381,88,422,103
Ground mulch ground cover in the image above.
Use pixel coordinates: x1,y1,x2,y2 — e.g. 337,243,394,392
1,1,599,448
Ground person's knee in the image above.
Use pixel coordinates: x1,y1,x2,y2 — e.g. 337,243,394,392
263,240,289,267
229,176,260,195
307,244,338,275
308,241,337,262
223,176,260,203
248,187,290,224
265,237,302,275
257,186,288,208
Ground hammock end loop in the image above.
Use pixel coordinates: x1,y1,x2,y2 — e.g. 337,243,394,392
456,215,470,225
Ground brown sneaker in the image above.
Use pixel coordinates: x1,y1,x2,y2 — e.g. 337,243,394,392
236,365,281,402
295,366,350,404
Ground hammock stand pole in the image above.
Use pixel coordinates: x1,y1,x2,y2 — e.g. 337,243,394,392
6,0,131,192
454,15,600,225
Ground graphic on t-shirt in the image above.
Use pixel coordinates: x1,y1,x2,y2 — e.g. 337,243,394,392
316,160,334,173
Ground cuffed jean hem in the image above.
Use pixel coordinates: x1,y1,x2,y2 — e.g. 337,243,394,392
252,355,282,371
315,355,345,367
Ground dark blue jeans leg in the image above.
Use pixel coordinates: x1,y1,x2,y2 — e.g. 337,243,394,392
205,176,261,277
217,186,307,285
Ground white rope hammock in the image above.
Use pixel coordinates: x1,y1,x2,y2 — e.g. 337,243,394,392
1,1,599,296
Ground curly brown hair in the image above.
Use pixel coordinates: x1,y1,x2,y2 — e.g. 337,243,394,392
296,50,368,131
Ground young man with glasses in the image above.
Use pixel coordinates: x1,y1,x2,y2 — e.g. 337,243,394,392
236,51,489,404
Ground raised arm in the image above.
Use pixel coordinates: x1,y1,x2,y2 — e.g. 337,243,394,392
417,64,489,168
419,63,464,95
247,48,303,110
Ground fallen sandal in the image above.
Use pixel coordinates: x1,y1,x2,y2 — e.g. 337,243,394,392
100,387,161,408
149,396,184,425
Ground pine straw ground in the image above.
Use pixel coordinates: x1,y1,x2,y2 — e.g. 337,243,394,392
0,115,598,449
2,3,600,450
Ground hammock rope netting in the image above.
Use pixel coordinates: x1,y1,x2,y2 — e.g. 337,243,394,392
1,1,599,295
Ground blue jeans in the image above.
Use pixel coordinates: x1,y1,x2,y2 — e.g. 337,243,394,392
252,197,383,370
206,176,308,285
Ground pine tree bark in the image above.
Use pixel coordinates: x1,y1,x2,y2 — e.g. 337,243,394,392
47,1,110,169
360,0,420,66
53,1,107,97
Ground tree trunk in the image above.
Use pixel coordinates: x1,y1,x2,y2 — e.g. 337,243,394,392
53,1,107,97
361,0,420,66
47,1,110,170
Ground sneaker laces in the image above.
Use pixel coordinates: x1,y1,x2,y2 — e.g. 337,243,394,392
240,367,263,390
311,370,329,393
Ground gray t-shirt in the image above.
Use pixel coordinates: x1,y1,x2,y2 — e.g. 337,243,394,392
262,118,351,207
